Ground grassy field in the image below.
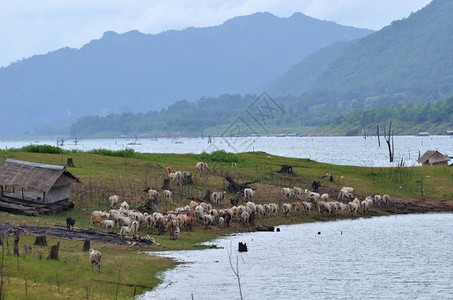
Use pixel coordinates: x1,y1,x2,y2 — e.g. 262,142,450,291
1,147,453,299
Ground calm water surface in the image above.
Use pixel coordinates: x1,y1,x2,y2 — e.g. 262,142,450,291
1,135,453,167
141,213,453,300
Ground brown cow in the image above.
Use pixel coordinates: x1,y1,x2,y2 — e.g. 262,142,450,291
89,214,108,227
291,202,302,213
167,220,179,240
185,216,195,231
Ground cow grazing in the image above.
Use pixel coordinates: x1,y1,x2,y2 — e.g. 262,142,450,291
66,217,75,230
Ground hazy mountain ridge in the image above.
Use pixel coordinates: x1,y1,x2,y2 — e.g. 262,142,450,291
0,12,372,137
68,0,453,138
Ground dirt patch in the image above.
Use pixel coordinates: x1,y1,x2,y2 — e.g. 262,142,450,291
0,223,156,247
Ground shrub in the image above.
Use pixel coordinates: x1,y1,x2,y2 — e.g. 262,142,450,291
88,148,136,158
198,150,240,163
19,144,65,154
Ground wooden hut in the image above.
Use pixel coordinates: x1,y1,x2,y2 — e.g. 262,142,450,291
417,150,450,166
0,158,78,204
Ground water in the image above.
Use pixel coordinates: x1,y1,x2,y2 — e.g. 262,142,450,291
141,214,453,300
1,135,453,167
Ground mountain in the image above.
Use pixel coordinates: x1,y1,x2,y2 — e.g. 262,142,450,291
270,0,453,111
0,12,372,138
267,40,358,97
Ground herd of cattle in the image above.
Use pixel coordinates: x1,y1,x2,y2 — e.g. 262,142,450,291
82,162,393,273
87,162,391,244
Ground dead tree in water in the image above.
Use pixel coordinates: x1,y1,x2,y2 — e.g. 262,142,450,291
384,121,394,162
377,125,381,147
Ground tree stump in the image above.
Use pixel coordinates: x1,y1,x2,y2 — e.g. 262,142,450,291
183,174,194,185
278,165,293,174
238,242,248,252
82,239,91,252
204,190,211,202
33,236,48,246
66,157,75,167
13,235,20,256
47,242,60,260
161,179,170,190
249,212,256,226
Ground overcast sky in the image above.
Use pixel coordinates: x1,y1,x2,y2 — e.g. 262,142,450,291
0,0,432,68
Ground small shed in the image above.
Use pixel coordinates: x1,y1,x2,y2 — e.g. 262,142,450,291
417,150,450,166
0,158,78,204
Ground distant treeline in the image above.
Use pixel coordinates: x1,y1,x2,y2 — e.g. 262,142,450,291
69,94,314,138
69,92,453,138
328,97,453,135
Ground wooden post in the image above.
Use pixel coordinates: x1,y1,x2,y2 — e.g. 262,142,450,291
66,158,74,168
83,239,91,252
13,235,20,256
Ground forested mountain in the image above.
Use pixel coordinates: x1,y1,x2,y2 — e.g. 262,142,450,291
0,12,372,138
267,40,358,97
272,0,453,109
69,0,453,138
324,97,453,136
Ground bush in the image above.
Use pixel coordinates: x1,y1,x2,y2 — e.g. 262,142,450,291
88,148,136,158
198,150,240,163
19,144,65,154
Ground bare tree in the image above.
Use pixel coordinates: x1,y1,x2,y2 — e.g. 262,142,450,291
227,242,243,300
384,121,394,162
377,125,381,147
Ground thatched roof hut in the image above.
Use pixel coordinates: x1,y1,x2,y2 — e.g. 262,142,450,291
417,150,450,166
0,159,78,204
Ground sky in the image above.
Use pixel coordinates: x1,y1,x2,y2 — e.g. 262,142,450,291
0,0,432,68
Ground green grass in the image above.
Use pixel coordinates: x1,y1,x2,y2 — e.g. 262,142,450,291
0,236,175,300
0,149,452,299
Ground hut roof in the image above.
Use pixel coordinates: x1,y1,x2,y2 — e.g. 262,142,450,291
0,159,78,193
417,150,450,165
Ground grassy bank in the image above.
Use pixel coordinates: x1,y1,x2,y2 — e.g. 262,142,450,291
1,148,453,299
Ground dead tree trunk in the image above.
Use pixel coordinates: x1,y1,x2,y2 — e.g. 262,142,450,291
384,121,394,162
277,165,293,174
82,240,91,252
377,125,381,147
47,242,60,260
225,176,260,193
33,236,47,246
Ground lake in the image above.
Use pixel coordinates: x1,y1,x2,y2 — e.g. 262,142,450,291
140,213,453,300
1,135,453,167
